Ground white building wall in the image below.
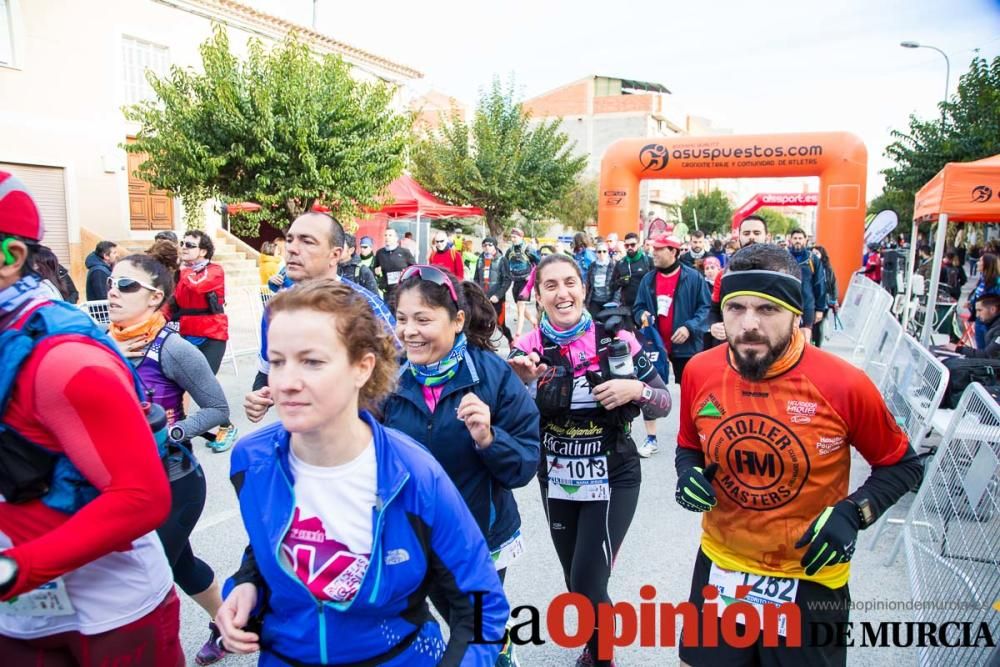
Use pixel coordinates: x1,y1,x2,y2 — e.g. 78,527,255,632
0,0,415,247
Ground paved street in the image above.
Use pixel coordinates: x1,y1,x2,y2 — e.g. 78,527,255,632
178,321,920,666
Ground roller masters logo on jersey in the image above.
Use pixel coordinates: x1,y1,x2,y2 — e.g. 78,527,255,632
707,413,809,509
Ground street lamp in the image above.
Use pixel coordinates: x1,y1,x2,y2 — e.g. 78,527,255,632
900,41,951,126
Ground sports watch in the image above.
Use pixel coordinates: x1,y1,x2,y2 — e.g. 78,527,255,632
169,425,186,444
0,554,19,597
846,497,875,528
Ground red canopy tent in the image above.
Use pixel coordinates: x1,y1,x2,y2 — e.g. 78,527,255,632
375,175,483,219
356,175,483,260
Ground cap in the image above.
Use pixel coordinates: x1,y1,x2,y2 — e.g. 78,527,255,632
703,256,722,269
482,236,497,246
649,234,682,250
360,236,373,247
0,171,44,242
510,227,524,237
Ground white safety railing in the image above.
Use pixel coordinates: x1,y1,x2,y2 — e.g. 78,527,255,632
219,285,269,376
78,300,111,329
826,273,893,364
861,309,904,391
876,332,950,453
901,383,1000,667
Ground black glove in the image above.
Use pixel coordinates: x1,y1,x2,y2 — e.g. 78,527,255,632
675,463,718,512
794,500,861,576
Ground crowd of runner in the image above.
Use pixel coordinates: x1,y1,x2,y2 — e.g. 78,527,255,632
0,171,923,667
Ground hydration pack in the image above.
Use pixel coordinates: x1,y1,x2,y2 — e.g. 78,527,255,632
507,246,533,280
534,321,641,429
0,300,166,513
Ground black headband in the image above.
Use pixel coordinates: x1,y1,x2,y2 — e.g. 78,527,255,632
720,270,803,315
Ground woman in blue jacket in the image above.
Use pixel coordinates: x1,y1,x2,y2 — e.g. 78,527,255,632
382,265,540,666
216,280,509,666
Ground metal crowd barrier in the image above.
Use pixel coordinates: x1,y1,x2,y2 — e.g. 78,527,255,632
861,309,904,391
78,299,111,330
219,285,271,376
866,324,950,558
900,383,1000,667
874,331,949,453
827,273,893,364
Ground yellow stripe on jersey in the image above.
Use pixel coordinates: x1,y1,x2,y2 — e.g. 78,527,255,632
702,532,849,590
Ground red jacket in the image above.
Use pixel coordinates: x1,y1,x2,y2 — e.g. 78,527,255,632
864,253,882,284
167,262,228,340
1,303,170,597
429,248,465,279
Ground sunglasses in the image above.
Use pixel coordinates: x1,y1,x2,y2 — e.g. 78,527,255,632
181,241,200,249
596,250,608,254
107,276,159,294
400,265,459,305
435,239,448,244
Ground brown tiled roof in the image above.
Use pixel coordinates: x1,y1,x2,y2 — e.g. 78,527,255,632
178,0,423,80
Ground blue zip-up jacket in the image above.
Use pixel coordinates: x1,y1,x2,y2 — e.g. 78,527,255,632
382,347,540,552
632,263,710,360
84,252,112,301
789,248,827,327
226,412,509,666
574,247,597,276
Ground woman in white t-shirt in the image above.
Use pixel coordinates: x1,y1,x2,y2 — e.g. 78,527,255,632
216,280,509,666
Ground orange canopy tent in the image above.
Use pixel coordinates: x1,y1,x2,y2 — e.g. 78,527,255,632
903,154,1000,343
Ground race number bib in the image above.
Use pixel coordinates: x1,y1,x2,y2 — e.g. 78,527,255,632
547,454,609,502
594,273,607,289
656,294,673,317
490,529,526,571
387,271,402,286
708,563,799,637
0,578,76,617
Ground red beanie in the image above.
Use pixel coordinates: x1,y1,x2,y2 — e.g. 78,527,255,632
0,171,44,242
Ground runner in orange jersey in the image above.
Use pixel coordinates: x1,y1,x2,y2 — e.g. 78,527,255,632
675,243,923,667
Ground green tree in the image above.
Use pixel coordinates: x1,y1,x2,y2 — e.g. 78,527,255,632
412,78,587,237
548,176,599,231
755,208,797,236
677,189,733,235
124,26,409,235
882,55,1000,220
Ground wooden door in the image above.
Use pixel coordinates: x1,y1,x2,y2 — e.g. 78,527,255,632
127,138,174,230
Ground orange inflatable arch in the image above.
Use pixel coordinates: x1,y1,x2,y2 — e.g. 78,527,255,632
597,132,867,300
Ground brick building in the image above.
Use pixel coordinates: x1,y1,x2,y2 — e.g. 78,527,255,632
522,75,691,222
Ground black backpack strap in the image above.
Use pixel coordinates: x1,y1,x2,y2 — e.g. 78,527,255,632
593,321,614,380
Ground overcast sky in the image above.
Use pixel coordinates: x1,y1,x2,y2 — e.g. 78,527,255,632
250,0,1000,197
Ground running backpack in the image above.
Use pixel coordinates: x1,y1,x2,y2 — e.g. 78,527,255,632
507,246,533,280
535,322,642,429
0,300,166,513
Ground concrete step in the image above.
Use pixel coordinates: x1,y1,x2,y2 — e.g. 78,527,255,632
113,239,261,295
226,267,261,281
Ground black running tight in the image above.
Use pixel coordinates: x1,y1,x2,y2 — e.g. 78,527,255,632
157,467,215,596
540,482,640,667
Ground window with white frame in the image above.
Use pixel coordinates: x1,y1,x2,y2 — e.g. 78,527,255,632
122,36,169,106
0,0,14,66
